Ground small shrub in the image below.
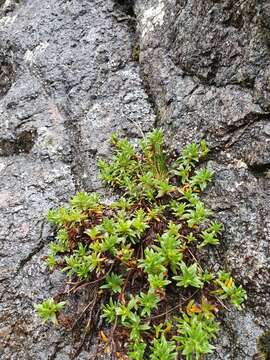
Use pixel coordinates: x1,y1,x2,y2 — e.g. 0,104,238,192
35,129,247,359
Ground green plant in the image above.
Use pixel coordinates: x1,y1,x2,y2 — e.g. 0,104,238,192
173,262,203,288
100,273,123,293
191,168,214,191
35,129,246,359
101,297,118,323
139,291,160,316
128,341,146,360
150,335,177,360
69,191,101,211
148,273,171,290
138,248,166,275
183,201,212,228
174,314,218,360
47,207,87,226
34,298,66,324
46,253,57,271
213,271,247,309
153,224,183,274
124,313,151,342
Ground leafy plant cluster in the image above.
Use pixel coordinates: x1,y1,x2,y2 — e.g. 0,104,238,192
35,129,247,359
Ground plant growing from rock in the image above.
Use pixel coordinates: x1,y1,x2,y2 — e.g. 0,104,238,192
34,298,66,324
35,129,247,359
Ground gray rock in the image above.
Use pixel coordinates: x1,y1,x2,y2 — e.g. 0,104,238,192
135,0,270,359
0,0,269,359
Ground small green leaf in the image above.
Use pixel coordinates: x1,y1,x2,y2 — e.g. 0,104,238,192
150,335,177,360
100,273,124,294
173,262,203,288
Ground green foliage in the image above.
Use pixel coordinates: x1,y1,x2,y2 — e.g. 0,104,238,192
139,291,160,316
128,341,146,360
148,273,171,290
199,230,219,247
150,335,177,360
174,314,218,359
132,209,149,237
213,272,247,309
101,298,118,323
173,262,203,289
153,225,182,274
191,168,214,191
100,273,123,293
170,200,187,219
46,253,57,271
138,248,166,275
69,191,101,211
141,128,168,178
98,129,169,200
183,201,212,228
116,295,139,323
198,221,223,247
47,207,87,226
34,298,66,324
35,129,246,359
156,179,176,198
124,313,151,342
49,231,69,254
63,244,104,279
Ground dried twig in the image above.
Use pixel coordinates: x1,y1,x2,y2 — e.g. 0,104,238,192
147,289,200,321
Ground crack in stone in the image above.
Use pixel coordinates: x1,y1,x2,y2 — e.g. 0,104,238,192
116,0,161,129
206,112,270,154
16,240,45,273
24,62,84,192
0,0,20,14
62,109,84,192
0,48,16,97
114,0,135,18
14,221,46,275
247,162,270,176
0,128,37,156
138,67,162,129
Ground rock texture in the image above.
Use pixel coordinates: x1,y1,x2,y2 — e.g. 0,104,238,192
0,0,269,359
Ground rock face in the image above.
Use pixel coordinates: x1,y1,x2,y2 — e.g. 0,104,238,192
0,0,269,359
